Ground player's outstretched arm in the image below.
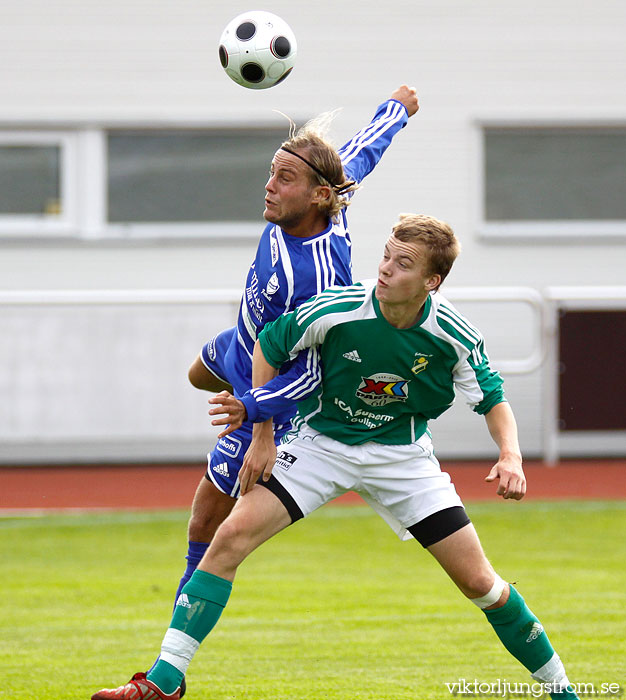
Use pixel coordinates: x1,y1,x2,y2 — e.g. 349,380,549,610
390,85,419,117
484,401,526,500
338,86,418,185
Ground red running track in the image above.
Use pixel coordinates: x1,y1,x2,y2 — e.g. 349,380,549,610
1,460,625,512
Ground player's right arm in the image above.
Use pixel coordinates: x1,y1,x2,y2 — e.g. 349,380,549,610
208,297,326,436
238,341,281,494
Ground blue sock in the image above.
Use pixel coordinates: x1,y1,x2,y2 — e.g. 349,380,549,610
147,541,210,675
172,541,210,611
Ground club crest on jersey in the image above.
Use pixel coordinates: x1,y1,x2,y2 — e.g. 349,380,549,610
262,272,280,300
356,373,409,406
412,356,429,375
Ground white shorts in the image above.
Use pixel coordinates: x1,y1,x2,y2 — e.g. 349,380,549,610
268,425,465,541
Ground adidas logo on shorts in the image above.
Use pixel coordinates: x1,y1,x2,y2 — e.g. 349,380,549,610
213,462,230,477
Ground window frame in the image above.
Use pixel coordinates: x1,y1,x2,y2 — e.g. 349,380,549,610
474,119,626,242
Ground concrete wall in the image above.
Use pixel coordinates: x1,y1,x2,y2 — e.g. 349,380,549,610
1,0,625,463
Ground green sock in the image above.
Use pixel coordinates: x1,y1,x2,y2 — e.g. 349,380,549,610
484,586,578,700
147,569,232,694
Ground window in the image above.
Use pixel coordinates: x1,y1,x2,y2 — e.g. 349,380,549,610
107,129,281,225
0,132,78,236
0,145,59,215
478,125,626,240
0,125,286,240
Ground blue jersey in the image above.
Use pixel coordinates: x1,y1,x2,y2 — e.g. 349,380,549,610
216,98,409,400
201,98,409,495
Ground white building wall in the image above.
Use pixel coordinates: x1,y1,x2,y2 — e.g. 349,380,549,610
1,0,625,463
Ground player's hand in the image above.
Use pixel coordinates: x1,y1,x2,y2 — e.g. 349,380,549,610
208,391,247,438
485,455,526,500
239,429,277,495
390,85,419,117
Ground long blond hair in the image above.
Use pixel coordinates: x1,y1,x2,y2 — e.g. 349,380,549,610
281,111,359,218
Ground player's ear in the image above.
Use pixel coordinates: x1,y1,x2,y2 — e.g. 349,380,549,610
312,185,331,205
425,274,441,291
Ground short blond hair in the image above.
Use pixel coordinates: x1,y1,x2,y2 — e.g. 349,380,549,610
392,214,461,288
282,112,359,218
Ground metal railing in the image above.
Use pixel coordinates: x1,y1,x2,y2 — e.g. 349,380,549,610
0,286,544,373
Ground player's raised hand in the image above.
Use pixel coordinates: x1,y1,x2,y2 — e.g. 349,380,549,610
208,391,247,438
485,456,527,500
390,85,419,117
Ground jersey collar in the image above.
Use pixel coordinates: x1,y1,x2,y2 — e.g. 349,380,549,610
371,287,432,329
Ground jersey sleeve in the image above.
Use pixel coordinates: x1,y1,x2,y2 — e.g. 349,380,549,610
257,307,307,369
339,99,409,185
453,338,506,415
239,347,322,423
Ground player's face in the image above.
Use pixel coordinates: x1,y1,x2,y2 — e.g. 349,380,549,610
264,149,319,229
376,236,440,307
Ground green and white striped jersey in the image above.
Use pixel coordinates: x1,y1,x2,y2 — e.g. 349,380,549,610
258,280,505,446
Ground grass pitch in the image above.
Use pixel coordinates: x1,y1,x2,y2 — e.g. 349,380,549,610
0,501,624,700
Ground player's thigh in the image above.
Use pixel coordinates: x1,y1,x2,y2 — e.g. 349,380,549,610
188,353,233,393
426,522,496,598
188,475,237,542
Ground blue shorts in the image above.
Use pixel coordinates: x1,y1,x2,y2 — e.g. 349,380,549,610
200,326,292,497
206,423,290,497
206,423,253,497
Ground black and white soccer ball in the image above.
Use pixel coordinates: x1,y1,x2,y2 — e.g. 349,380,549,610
218,11,297,90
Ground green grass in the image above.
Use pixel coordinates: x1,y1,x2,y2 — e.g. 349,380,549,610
1,502,625,699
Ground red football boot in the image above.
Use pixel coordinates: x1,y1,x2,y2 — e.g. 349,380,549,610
91,672,182,700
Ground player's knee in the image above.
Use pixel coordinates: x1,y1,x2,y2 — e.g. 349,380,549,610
211,513,257,564
466,572,508,608
460,570,500,601
187,489,235,542
188,511,220,542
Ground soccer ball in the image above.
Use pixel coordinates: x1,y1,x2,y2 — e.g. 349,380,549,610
218,11,297,90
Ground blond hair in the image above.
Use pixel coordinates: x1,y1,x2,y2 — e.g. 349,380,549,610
392,214,461,288
281,111,359,218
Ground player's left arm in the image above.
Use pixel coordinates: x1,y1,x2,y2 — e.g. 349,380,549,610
451,329,526,500
338,85,418,185
483,401,526,500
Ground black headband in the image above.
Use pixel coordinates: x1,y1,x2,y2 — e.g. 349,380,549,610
280,146,355,194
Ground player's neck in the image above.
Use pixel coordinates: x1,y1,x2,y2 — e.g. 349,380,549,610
379,293,429,329
282,212,329,238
